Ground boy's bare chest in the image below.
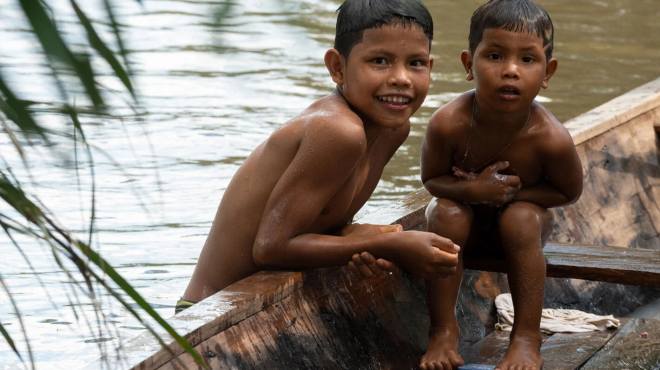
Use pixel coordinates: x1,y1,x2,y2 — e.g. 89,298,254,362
458,138,544,185
317,152,387,228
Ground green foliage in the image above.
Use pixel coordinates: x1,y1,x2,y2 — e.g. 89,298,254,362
0,1,205,368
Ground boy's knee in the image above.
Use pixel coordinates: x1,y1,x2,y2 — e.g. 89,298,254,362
425,198,472,232
499,201,550,244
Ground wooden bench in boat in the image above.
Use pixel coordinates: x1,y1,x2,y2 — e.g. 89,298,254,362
465,242,660,287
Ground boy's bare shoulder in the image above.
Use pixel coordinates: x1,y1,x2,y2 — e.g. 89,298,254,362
532,103,576,155
427,92,473,136
288,95,369,151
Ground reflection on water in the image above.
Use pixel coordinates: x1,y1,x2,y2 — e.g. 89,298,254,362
0,0,658,368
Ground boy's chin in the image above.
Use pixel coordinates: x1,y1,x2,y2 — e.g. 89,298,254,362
369,117,409,129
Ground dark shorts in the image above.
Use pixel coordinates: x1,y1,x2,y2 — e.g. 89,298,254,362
464,204,506,259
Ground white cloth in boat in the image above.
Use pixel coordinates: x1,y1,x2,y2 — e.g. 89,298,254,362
494,293,620,334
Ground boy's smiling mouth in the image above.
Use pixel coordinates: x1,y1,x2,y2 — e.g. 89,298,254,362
377,94,412,108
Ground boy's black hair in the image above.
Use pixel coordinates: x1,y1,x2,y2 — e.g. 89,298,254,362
469,0,554,60
334,0,433,57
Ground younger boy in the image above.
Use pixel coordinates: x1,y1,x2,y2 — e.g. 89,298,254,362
178,0,460,312
420,1,583,369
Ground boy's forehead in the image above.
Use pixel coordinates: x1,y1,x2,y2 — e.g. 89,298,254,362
356,23,431,50
479,27,544,47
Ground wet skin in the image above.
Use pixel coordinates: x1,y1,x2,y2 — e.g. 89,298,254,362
182,23,459,304
420,28,583,370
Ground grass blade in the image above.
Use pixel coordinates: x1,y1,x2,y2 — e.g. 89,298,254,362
18,0,105,109
71,0,135,98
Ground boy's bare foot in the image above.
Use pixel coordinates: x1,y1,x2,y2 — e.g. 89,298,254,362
420,326,464,370
496,334,543,370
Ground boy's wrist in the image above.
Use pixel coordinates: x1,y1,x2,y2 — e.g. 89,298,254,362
367,232,400,261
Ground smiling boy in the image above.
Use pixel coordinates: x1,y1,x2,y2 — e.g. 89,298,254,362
179,0,460,312
420,1,583,369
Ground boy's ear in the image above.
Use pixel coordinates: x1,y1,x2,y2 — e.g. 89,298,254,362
541,58,558,89
460,50,473,81
325,48,345,86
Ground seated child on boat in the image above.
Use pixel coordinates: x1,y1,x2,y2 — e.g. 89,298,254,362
177,0,460,313
419,1,583,369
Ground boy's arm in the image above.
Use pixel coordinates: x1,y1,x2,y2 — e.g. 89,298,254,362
421,112,520,205
513,128,583,208
421,111,469,200
252,119,459,278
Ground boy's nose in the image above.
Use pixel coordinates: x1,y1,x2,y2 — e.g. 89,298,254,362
502,62,520,79
387,65,412,88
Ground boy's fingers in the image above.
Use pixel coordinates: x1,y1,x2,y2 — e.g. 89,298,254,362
452,166,469,177
353,253,374,277
486,161,509,174
376,258,398,273
432,236,461,253
504,175,521,187
359,251,376,263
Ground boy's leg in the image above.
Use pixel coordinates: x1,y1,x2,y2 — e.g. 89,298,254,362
421,198,472,370
497,201,552,370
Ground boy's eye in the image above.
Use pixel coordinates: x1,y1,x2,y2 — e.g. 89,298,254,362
487,53,501,60
410,59,428,67
522,56,535,63
371,57,388,65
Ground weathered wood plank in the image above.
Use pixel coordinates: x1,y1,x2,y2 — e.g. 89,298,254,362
550,104,660,249
462,330,511,365
94,271,303,370
581,318,660,370
462,328,620,370
155,268,429,370
564,77,660,146
541,330,618,369
465,243,660,287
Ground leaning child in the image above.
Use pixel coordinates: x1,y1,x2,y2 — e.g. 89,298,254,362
178,0,460,313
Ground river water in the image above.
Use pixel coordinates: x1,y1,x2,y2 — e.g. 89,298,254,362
0,0,658,369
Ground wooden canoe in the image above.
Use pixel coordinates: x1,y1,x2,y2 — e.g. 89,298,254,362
97,77,660,370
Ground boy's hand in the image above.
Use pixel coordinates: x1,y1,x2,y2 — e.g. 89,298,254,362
452,166,478,181
394,231,460,279
463,161,521,206
343,223,401,278
348,251,399,278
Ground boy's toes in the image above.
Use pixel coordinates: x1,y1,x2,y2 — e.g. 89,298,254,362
419,360,451,370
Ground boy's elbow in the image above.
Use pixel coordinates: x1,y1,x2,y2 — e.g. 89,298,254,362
252,239,281,268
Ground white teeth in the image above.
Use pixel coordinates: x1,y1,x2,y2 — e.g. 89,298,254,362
378,96,411,104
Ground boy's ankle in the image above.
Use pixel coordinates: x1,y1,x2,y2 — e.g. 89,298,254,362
509,330,542,345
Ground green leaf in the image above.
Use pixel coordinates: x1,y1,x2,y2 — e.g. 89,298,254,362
74,241,207,367
71,0,135,98
18,0,105,109
102,0,135,91
0,322,22,362
0,73,47,141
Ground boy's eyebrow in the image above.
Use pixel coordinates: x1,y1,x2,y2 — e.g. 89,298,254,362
362,47,430,57
482,41,544,51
